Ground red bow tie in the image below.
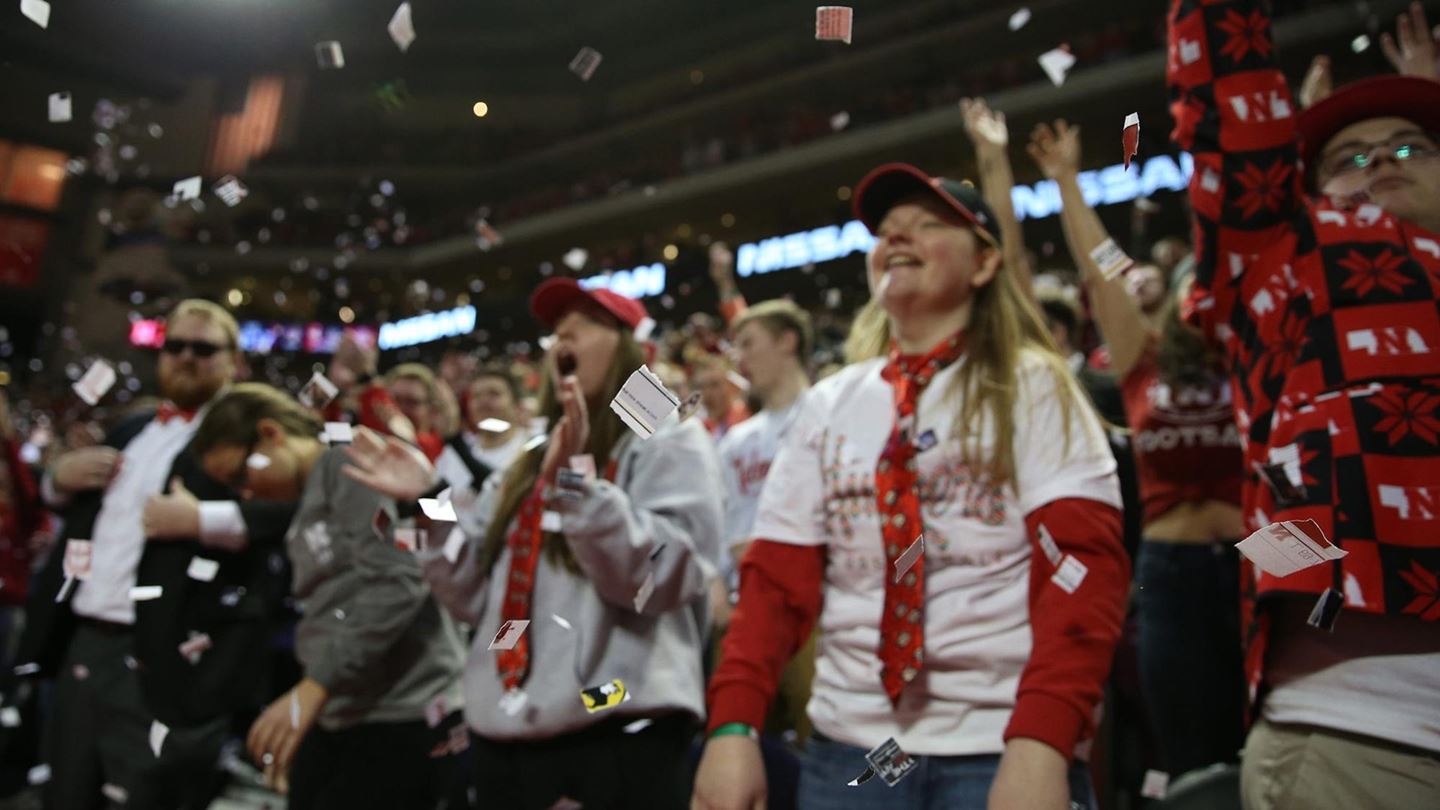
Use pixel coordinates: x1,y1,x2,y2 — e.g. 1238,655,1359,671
155,403,196,425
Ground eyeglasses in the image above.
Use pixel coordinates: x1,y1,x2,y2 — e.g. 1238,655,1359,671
1322,136,1440,179
161,338,227,358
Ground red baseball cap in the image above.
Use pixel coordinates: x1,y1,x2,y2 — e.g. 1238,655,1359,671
853,162,1000,243
529,277,649,331
1297,75,1440,186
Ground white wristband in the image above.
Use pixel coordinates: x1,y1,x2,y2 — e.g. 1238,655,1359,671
1089,238,1135,281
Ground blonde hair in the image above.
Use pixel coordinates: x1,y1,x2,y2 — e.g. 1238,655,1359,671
844,245,1083,488
479,330,647,575
732,299,815,360
167,299,239,350
386,363,440,404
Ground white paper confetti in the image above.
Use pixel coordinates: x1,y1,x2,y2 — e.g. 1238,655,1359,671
815,6,854,44
172,176,202,202
569,47,603,81
186,557,219,582
1037,525,1063,566
213,175,249,207
1008,7,1031,30
563,248,589,271
1141,769,1169,799
13,663,40,677
1122,112,1140,170
609,365,681,440
63,539,93,581
541,511,563,533
1051,555,1088,594
477,418,512,433
634,317,657,342
893,535,924,584
442,525,468,564
863,737,919,786
73,360,116,406
26,764,50,786
633,570,656,613
419,498,458,523
130,585,164,602
246,453,271,471
622,718,654,734
1235,520,1346,578
20,0,49,28
48,92,71,123
830,111,851,131
101,784,129,804
1037,45,1076,87
551,614,574,631
315,41,346,69
0,707,20,728
387,2,415,52
323,422,354,444
499,688,529,717
149,720,169,757
179,631,212,665
488,619,531,650
298,371,339,410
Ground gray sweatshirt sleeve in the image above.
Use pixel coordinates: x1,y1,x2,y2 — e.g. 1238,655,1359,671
559,420,724,616
306,457,434,694
414,473,499,625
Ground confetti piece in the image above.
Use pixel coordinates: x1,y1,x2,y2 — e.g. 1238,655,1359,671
551,614,574,631
1255,461,1306,506
476,218,503,250
633,571,656,613
13,663,40,677
56,575,77,603
847,767,876,787
298,371,339,409
677,391,704,422
622,718,653,734
149,720,169,757
27,764,50,786
609,365,681,440
499,688,528,717
634,317,657,342
186,557,219,582
387,2,416,52
1037,525,1063,566
213,175,249,207
73,360,116,406
0,707,20,728
863,737,919,786
19,0,49,28
246,453,271,471
1088,237,1135,281
1140,769,1169,799
63,539,93,581
488,619,530,650
419,498,458,523
131,586,164,601
569,47,603,81
830,111,851,131
289,690,300,729
1008,7,1031,31
172,176,202,202
72,664,89,680
315,41,345,69
563,248,589,271
1306,587,1344,631
1122,112,1140,170
179,631,212,665
541,511,562,533
477,418,512,433
1051,555,1088,594
1037,45,1076,87
323,422,353,444
442,525,468,564
913,429,937,453
393,527,419,552
580,679,630,713
815,6,854,44
1235,520,1345,578
48,92,71,123
101,784,129,804
893,536,924,584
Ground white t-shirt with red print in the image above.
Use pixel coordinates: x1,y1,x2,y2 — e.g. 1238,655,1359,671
750,348,1120,755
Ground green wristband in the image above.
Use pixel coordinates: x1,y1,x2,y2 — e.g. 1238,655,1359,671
709,722,759,740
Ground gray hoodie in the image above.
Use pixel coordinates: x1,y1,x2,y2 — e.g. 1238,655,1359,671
417,418,724,740
289,448,466,731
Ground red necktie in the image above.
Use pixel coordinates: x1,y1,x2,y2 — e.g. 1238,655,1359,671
155,403,196,424
496,483,546,690
876,332,965,706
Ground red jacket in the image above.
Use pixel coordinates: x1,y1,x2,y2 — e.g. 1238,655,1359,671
0,437,41,605
1168,0,1440,688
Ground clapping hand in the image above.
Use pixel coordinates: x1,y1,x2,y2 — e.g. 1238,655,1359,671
341,426,439,502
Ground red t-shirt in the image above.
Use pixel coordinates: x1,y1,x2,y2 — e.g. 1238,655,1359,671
1120,342,1244,526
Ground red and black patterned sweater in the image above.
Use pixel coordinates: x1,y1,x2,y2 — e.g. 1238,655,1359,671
1168,0,1440,683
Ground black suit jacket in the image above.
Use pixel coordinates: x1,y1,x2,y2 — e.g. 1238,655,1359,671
16,413,296,728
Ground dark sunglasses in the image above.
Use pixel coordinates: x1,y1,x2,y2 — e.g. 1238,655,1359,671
161,338,228,358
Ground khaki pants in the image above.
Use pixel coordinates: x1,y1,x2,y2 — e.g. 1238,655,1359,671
1241,719,1440,810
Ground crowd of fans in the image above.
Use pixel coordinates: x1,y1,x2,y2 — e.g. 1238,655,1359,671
2,2,1439,809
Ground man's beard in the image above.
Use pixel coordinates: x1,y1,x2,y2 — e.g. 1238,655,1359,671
159,369,224,410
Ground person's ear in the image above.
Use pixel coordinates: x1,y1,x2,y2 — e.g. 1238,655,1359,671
255,418,287,444
972,245,1003,289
